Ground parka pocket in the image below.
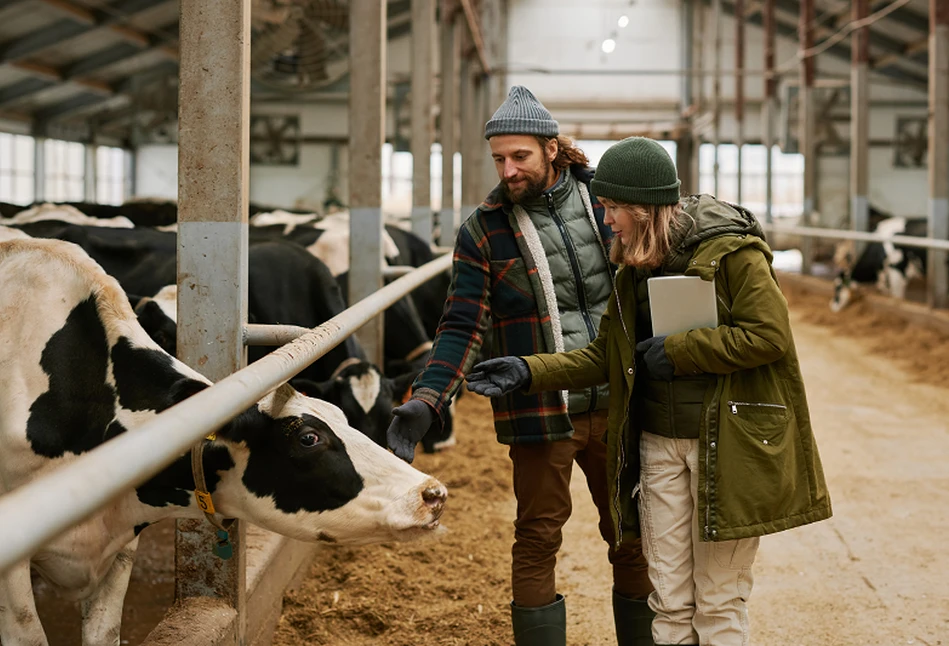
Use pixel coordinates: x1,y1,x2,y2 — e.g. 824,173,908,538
726,401,788,447
489,258,536,318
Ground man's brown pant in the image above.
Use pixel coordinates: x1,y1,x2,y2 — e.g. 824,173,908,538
508,410,652,608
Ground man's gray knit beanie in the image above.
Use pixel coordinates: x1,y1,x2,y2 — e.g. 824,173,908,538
484,86,559,140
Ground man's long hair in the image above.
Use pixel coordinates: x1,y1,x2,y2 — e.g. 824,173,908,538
605,201,689,269
535,135,590,171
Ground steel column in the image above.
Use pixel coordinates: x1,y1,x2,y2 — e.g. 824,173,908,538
439,2,461,248
83,143,96,202
712,0,722,196
411,0,435,244
677,0,695,193
459,52,480,218
735,0,744,203
176,0,251,635
929,0,949,308
33,137,45,201
763,0,775,223
799,0,816,274
851,0,870,249
348,0,387,365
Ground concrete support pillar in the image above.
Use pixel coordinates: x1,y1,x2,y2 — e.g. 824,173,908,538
762,0,775,223
411,0,435,244
735,0,745,204
929,0,949,308
851,0,870,244
84,144,97,202
348,0,387,364
439,2,461,247
799,0,816,274
176,0,251,633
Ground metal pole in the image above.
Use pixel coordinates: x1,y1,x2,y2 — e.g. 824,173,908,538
851,0,870,254
712,0,722,196
763,0,775,223
677,0,695,193
176,0,251,626
84,144,97,202
759,223,949,252
735,0,745,204
799,0,816,275
349,0,387,365
929,0,949,308
33,137,45,202
411,0,435,244
439,2,461,248
0,255,452,576
459,50,479,217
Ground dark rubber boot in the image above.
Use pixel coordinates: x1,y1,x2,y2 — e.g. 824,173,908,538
612,590,656,646
511,593,566,646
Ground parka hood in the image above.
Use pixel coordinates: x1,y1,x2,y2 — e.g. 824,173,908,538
664,194,766,274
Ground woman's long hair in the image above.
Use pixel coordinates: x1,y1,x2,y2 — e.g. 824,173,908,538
604,201,688,269
535,135,590,171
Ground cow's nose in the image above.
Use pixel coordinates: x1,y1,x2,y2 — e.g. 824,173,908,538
421,479,447,518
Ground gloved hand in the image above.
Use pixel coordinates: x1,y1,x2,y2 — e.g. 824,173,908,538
386,399,435,463
465,356,531,397
636,336,675,381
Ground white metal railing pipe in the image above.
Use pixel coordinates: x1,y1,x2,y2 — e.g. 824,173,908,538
761,223,949,252
243,323,313,346
383,265,416,278
0,252,453,575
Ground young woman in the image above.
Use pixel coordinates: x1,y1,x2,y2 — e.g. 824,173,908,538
466,136,832,646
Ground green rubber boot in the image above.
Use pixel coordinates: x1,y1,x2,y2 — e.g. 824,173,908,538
511,594,566,646
612,590,656,645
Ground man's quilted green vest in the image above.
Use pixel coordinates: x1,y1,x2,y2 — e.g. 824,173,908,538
522,170,612,414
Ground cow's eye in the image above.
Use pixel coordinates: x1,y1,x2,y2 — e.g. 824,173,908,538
298,431,320,448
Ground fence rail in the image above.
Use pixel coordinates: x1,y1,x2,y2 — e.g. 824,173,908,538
0,253,452,575
761,223,949,252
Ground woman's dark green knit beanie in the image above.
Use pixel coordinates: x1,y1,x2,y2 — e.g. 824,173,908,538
591,136,681,205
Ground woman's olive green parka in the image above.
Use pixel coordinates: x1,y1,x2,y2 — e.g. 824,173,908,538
523,201,832,547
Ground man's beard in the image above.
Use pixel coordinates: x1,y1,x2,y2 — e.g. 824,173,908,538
502,165,552,203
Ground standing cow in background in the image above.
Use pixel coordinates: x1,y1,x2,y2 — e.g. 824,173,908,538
831,209,928,311
0,237,447,646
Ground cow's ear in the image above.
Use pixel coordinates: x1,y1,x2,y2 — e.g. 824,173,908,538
290,378,333,400
168,378,208,406
386,371,417,405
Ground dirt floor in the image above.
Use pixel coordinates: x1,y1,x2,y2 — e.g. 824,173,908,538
33,279,949,645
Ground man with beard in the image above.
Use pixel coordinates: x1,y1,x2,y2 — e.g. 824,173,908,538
387,86,655,646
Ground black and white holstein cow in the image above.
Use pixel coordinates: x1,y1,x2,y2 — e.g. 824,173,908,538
0,238,447,646
831,214,928,311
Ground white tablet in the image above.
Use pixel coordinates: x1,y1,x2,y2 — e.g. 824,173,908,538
647,275,719,336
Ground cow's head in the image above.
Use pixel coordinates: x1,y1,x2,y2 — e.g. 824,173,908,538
195,383,447,545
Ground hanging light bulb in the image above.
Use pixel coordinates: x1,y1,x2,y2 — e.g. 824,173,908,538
618,15,629,28
601,38,616,54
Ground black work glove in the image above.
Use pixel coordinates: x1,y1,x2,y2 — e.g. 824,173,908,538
386,399,435,463
636,336,675,381
465,357,532,397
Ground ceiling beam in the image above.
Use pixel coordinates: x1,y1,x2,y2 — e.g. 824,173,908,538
0,0,171,63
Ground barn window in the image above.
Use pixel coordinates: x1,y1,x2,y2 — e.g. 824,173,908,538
96,146,127,205
0,133,35,205
699,144,804,219
44,139,85,203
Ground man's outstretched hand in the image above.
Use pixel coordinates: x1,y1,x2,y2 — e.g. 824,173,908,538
386,399,435,463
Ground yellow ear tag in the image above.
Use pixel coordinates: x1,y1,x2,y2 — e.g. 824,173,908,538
195,490,216,515
205,432,216,441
